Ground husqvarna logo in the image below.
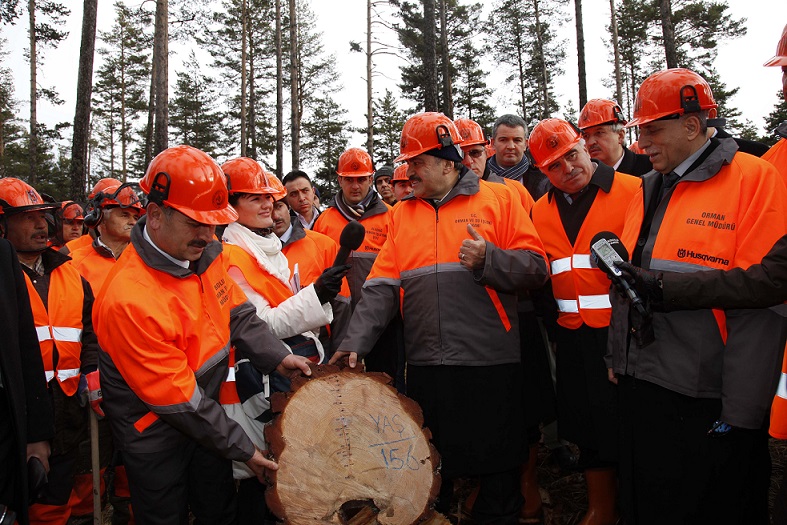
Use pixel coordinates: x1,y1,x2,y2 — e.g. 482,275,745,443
27,190,39,203
212,190,225,207
351,162,360,171
677,248,686,258
547,135,559,149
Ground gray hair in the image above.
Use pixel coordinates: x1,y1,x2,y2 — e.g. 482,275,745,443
492,114,528,139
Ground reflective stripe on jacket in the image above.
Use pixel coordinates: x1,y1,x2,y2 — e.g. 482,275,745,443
771,347,787,439
532,171,640,329
24,264,84,396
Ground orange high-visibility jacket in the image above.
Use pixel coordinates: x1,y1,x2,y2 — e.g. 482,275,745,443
532,169,641,329
61,234,92,255
486,173,536,213
613,138,787,429
69,242,116,295
24,263,85,396
95,220,289,460
340,169,549,366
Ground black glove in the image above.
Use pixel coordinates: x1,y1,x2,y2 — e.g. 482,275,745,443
615,261,663,303
314,264,351,304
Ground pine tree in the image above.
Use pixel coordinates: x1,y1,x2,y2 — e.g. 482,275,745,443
300,95,349,200
92,1,151,181
0,36,23,179
170,51,225,157
372,89,407,165
763,90,787,147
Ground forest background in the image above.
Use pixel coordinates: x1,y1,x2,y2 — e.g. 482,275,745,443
0,0,785,201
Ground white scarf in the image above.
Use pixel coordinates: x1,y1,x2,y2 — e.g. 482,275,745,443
222,222,291,288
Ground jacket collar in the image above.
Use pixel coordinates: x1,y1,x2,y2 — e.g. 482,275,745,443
130,216,223,278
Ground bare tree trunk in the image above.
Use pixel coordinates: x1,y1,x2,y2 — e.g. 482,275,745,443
366,0,373,158
275,0,283,176
248,29,257,159
289,0,299,169
240,0,248,157
423,0,438,112
533,0,550,119
28,0,37,184
659,0,678,68
515,33,529,128
574,0,587,109
120,43,128,182
144,58,155,168
153,0,168,155
609,0,622,105
70,0,98,201
438,0,452,118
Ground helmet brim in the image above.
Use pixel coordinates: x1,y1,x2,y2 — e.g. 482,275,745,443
169,202,239,225
764,56,787,67
533,137,582,169
4,203,60,216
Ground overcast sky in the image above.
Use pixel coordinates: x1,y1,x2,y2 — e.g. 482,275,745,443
2,0,786,173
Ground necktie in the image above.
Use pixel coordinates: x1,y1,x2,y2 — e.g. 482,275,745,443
659,171,679,201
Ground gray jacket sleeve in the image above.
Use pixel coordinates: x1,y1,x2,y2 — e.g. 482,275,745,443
337,283,400,358
230,301,290,373
475,241,549,294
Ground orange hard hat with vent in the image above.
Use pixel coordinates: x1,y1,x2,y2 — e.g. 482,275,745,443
222,157,287,200
88,178,144,210
528,118,582,169
0,178,59,216
764,24,787,67
395,112,464,163
61,201,85,221
626,68,717,128
336,148,374,177
454,118,488,148
140,145,238,225
392,164,409,182
578,99,627,129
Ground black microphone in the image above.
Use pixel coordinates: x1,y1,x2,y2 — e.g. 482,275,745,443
333,220,366,267
589,231,648,316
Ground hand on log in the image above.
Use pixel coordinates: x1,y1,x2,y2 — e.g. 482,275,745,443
328,349,359,368
245,447,277,483
276,354,313,379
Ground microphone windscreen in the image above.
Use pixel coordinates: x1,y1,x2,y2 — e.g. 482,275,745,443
590,231,630,262
339,220,366,251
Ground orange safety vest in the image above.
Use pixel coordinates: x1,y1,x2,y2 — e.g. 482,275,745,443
69,243,116,296
24,264,85,396
532,173,640,329
63,234,93,255
771,350,787,439
220,244,293,405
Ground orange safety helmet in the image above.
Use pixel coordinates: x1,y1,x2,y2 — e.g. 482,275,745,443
336,148,375,177
392,164,409,182
61,201,85,221
88,178,144,210
764,24,787,67
395,112,464,163
626,68,717,128
528,118,582,169
140,145,238,225
0,178,59,216
454,118,488,148
578,99,627,129
222,157,287,200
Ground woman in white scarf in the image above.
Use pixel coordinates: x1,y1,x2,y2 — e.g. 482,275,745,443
218,158,349,520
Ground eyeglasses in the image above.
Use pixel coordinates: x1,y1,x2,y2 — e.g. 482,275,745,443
465,149,485,159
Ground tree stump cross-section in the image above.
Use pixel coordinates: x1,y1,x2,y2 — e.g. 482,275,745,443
264,363,442,525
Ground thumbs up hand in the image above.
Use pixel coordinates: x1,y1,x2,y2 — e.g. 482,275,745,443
459,224,487,270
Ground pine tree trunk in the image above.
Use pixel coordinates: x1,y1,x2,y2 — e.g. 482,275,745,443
70,0,98,201
423,0,438,112
28,0,37,185
659,0,678,68
249,30,257,159
144,58,155,169
532,0,550,119
153,0,168,155
289,0,299,170
609,0,623,106
275,0,283,176
438,0,452,118
240,0,248,157
515,33,529,127
574,0,587,109
366,0,373,159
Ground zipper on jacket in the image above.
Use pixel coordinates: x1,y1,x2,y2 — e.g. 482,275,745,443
433,206,444,364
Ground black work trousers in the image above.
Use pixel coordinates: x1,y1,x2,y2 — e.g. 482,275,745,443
618,376,771,525
122,441,237,525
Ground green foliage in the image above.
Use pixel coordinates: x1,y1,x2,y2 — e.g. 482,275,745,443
453,40,496,131
3,123,72,199
170,51,226,158
300,95,349,200
372,90,407,165
762,90,787,147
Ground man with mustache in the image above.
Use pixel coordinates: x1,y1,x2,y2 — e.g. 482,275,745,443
0,178,97,523
578,99,652,177
93,145,312,524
